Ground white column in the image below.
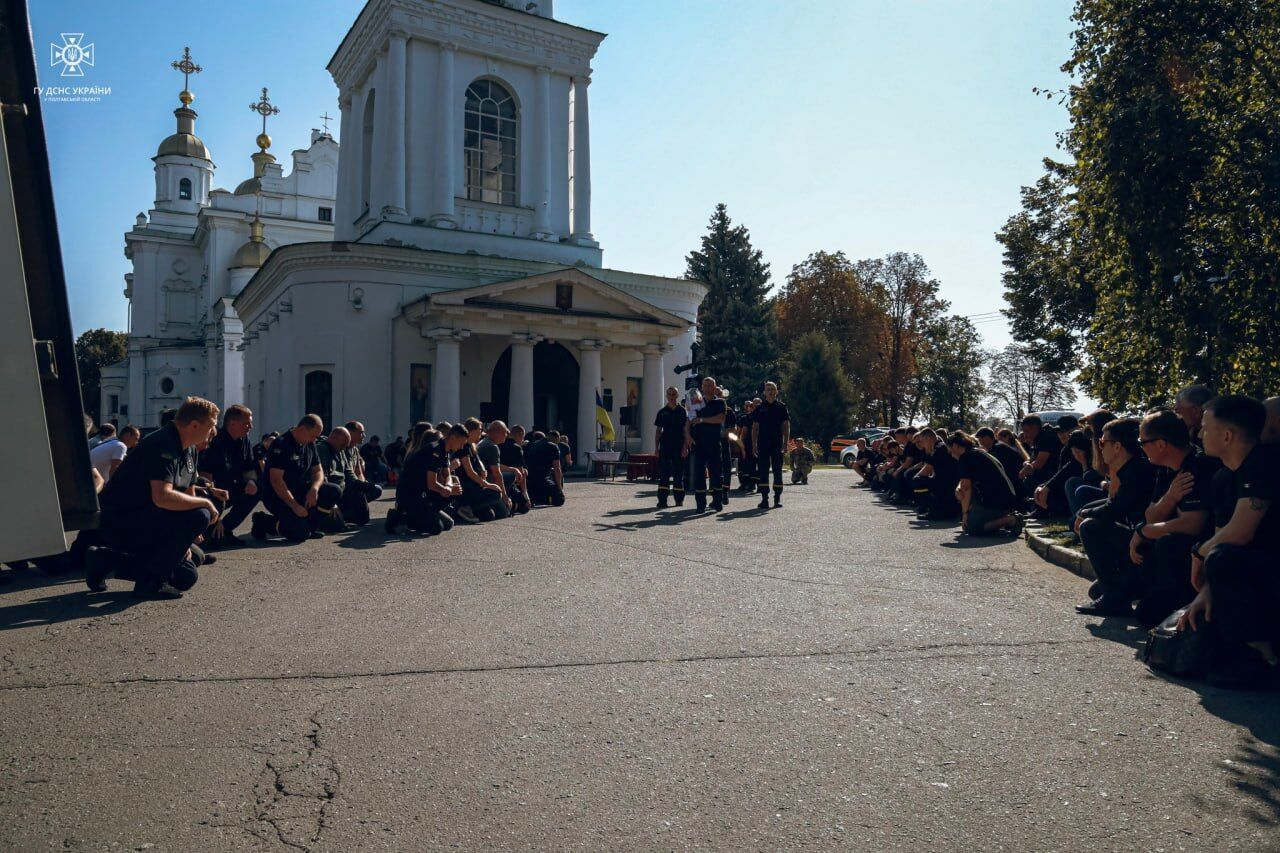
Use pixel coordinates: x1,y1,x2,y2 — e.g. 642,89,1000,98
531,66,554,239
370,53,390,216
429,42,458,228
430,331,463,422
641,345,667,451
127,347,146,426
577,339,603,459
508,335,535,427
334,93,354,239
571,75,594,243
384,31,408,218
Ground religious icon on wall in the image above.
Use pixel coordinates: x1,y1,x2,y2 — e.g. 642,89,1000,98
409,364,431,425
626,376,641,411
555,283,573,311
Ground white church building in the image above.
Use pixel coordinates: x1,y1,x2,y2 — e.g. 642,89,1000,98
101,0,704,459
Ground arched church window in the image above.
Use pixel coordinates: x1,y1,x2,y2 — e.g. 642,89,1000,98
464,79,518,207
304,369,333,433
160,377,175,395
178,178,192,200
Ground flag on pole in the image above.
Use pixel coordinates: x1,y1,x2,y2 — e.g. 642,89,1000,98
595,389,616,442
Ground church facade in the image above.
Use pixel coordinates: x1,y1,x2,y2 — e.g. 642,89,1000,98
105,0,704,459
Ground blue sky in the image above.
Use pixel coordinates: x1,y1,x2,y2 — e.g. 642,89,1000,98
33,0,1074,353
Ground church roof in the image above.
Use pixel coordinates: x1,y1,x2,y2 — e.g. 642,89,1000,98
156,132,209,160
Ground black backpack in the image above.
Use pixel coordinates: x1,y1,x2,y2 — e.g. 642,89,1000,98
1136,608,1213,678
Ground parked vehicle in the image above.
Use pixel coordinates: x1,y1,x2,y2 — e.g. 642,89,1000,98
1027,410,1085,429
833,428,889,466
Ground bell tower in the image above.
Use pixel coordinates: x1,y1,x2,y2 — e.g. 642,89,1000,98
153,47,214,214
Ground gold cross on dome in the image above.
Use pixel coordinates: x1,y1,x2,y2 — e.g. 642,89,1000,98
249,86,280,135
171,46,201,87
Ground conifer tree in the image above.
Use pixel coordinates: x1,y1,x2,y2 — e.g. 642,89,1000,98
685,204,778,402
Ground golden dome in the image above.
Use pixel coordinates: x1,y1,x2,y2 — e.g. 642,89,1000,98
256,132,272,151
179,89,193,105
233,177,261,196
231,217,271,269
156,132,209,159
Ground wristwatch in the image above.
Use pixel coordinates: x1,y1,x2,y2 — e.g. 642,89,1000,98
1135,521,1151,540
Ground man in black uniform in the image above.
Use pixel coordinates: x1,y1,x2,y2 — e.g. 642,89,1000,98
196,403,260,547
752,381,790,509
525,431,566,506
315,426,356,531
688,377,727,512
653,385,689,508
911,428,961,520
948,431,1023,536
252,414,341,542
719,387,737,506
91,397,221,598
341,421,384,525
387,424,466,535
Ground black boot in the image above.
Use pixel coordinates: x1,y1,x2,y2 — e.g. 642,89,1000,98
757,493,770,510
384,507,403,534
84,546,115,592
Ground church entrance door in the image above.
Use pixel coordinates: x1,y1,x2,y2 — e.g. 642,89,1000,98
490,341,580,448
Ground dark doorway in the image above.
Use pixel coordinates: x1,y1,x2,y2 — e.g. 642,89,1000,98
490,341,580,447
304,369,333,432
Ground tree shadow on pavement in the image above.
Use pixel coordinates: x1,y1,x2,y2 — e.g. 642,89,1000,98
0,588,138,631
1186,685,1280,827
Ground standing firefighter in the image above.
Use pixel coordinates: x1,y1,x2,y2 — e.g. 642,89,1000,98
687,376,727,512
654,385,689,507
752,381,791,509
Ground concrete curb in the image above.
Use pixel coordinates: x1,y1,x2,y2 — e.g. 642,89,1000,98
1023,525,1096,580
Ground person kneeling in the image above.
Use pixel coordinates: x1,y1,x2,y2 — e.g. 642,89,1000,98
524,431,566,507
252,414,340,542
387,423,466,535
90,397,221,599
912,429,961,520
457,418,510,522
948,431,1023,537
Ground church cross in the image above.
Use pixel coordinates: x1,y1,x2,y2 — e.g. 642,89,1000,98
249,86,280,135
171,46,201,91
320,111,333,134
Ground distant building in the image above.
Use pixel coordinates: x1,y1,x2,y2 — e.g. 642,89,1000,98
103,0,704,458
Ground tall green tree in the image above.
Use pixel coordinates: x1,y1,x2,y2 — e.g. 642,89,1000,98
1000,0,1280,408
915,316,987,428
856,252,948,425
686,204,778,402
781,331,854,455
774,250,888,425
75,328,128,424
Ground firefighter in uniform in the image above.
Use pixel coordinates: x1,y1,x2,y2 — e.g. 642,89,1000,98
737,399,758,492
719,386,736,506
752,381,791,509
653,385,689,507
687,376,727,512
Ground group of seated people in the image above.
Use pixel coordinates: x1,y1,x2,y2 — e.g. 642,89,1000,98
77,399,572,599
852,385,1280,689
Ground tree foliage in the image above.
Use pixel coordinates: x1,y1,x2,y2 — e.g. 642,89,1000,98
915,316,987,428
985,344,1075,424
75,328,128,424
774,251,888,424
686,204,778,402
780,331,854,452
999,0,1280,408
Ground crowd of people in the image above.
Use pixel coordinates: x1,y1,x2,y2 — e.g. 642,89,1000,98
72,398,575,599
650,375,813,513
852,386,1280,689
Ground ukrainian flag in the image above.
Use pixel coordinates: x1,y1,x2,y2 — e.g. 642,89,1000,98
595,389,616,442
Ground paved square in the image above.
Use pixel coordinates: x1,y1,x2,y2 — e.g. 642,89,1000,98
1,473,1276,851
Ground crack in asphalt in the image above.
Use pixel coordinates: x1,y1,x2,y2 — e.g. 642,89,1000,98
245,703,341,852
0,637,1096,693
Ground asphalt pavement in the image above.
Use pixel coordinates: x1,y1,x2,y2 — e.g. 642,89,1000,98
1,471,1277,851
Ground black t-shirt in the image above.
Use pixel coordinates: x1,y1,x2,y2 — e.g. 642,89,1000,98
1152,450,1220,517
753,400,791,449
557,440,571,465
460,445,489,495
198,430,255,490
476,438,502,473
957,448,1018,510
500,438,525,469
990,442,1027,485
926,445,960,490
654,404,687,452
1213,444,1280,549
525,439,560,482
692,398,726,446
396,440,441,504
1081,456,1157,527
99,423,196,514
265,430,321,500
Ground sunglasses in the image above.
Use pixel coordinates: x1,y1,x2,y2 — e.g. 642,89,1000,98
1137,437,1161,445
